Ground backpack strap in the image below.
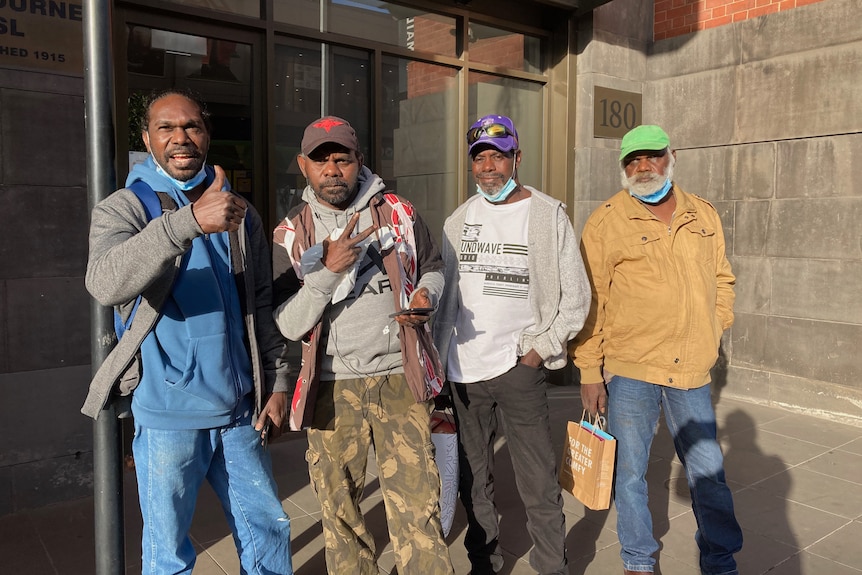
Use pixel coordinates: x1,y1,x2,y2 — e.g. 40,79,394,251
114,181,178,339
128,179,178,218
128,180,159,218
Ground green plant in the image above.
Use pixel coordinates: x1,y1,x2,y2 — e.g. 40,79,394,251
128,92,148,152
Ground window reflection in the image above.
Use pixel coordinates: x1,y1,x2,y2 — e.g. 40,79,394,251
468,73,543,193
273,41,323,218
468,23,542,73
158,0,259,18
273,0,321,30
329,47,372,154
274,0,456,56
127,27,250,84
273,42,372,220
381,55,459,238
329,1,456,56
126,25,254,201
404,12,457,57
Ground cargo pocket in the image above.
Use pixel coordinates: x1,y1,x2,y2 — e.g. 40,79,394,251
305,447,323,499
422,439,443,512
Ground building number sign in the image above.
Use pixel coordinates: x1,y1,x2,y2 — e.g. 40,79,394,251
593,86,642,139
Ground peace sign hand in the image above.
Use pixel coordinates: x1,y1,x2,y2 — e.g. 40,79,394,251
321,212,377,273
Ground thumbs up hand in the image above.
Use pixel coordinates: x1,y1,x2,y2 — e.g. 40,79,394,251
190,165,247,233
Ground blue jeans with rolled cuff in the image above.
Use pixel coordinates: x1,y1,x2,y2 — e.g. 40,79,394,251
608,376,742,575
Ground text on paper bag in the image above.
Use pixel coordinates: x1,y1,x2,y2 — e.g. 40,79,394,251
565,436,594,475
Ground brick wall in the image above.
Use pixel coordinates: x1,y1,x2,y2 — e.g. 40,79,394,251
655,0,827,40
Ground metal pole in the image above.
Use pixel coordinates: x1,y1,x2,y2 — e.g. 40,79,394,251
83,1,124,573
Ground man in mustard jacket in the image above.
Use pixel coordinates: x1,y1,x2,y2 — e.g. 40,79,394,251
569,125,742,575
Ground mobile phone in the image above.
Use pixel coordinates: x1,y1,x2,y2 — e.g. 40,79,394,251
260,420,271,448
389,307,435,318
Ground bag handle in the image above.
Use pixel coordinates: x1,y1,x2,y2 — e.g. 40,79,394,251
580,409,608,431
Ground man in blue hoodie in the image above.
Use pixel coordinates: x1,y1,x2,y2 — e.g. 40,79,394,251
82,89,293,575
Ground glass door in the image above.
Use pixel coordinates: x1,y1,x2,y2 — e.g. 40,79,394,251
272,40,373,221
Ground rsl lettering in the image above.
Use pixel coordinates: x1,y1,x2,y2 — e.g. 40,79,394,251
0,17,24,35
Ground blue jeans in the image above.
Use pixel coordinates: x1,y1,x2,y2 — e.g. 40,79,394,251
132,418,293,575
608,377,742,575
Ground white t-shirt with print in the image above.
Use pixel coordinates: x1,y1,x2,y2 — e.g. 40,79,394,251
447,196,533,383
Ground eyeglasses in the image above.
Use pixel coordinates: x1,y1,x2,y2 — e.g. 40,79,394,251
467,123,518,147
622,150,667,169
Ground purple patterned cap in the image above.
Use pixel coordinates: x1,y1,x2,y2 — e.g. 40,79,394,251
467,114,519,156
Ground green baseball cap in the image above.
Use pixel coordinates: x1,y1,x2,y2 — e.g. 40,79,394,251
619,125,670,161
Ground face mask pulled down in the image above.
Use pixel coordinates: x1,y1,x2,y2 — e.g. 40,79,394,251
152,153,208,192
476,171,518,203
622,155,675,205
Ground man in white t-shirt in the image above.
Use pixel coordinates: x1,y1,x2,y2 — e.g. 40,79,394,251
434,114,591,575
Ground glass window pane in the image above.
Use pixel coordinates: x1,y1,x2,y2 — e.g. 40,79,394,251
326,0,456,57
329,46,372,161
468,73,543,192
274,0,321,29
468,23,542,73
126,25,254,200
272,42,372,219
381,55,459,238
158,0,259,18
273,41,323,218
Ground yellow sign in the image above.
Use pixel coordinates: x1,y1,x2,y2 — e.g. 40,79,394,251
0,1,84,76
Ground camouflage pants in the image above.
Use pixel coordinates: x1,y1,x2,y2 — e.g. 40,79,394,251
306,374,454,575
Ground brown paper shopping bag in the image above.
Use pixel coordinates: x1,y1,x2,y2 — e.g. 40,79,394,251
559,410,617,510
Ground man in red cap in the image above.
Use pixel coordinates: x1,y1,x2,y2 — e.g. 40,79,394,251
271,116,454,575
435,114,591,575
570,124,742,574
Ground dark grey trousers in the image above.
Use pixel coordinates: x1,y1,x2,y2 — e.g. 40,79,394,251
452,363,569,575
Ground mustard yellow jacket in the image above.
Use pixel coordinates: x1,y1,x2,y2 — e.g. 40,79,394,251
569,185,734,389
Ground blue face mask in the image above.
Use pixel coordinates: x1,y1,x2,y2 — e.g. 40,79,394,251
631,177,672,205
477,176,518,203
152,154,208,192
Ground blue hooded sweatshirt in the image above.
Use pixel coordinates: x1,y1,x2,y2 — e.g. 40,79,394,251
126,157,253,430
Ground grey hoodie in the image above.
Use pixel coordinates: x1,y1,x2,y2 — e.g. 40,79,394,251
273,166,444,380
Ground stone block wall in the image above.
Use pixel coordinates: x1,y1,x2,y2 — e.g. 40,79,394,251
0,70,94,514
574,0,862,425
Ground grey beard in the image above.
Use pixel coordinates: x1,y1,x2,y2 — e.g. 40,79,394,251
621,158,674,197
478,180,504,195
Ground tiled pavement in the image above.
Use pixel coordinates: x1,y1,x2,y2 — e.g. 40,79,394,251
3,385,861,574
